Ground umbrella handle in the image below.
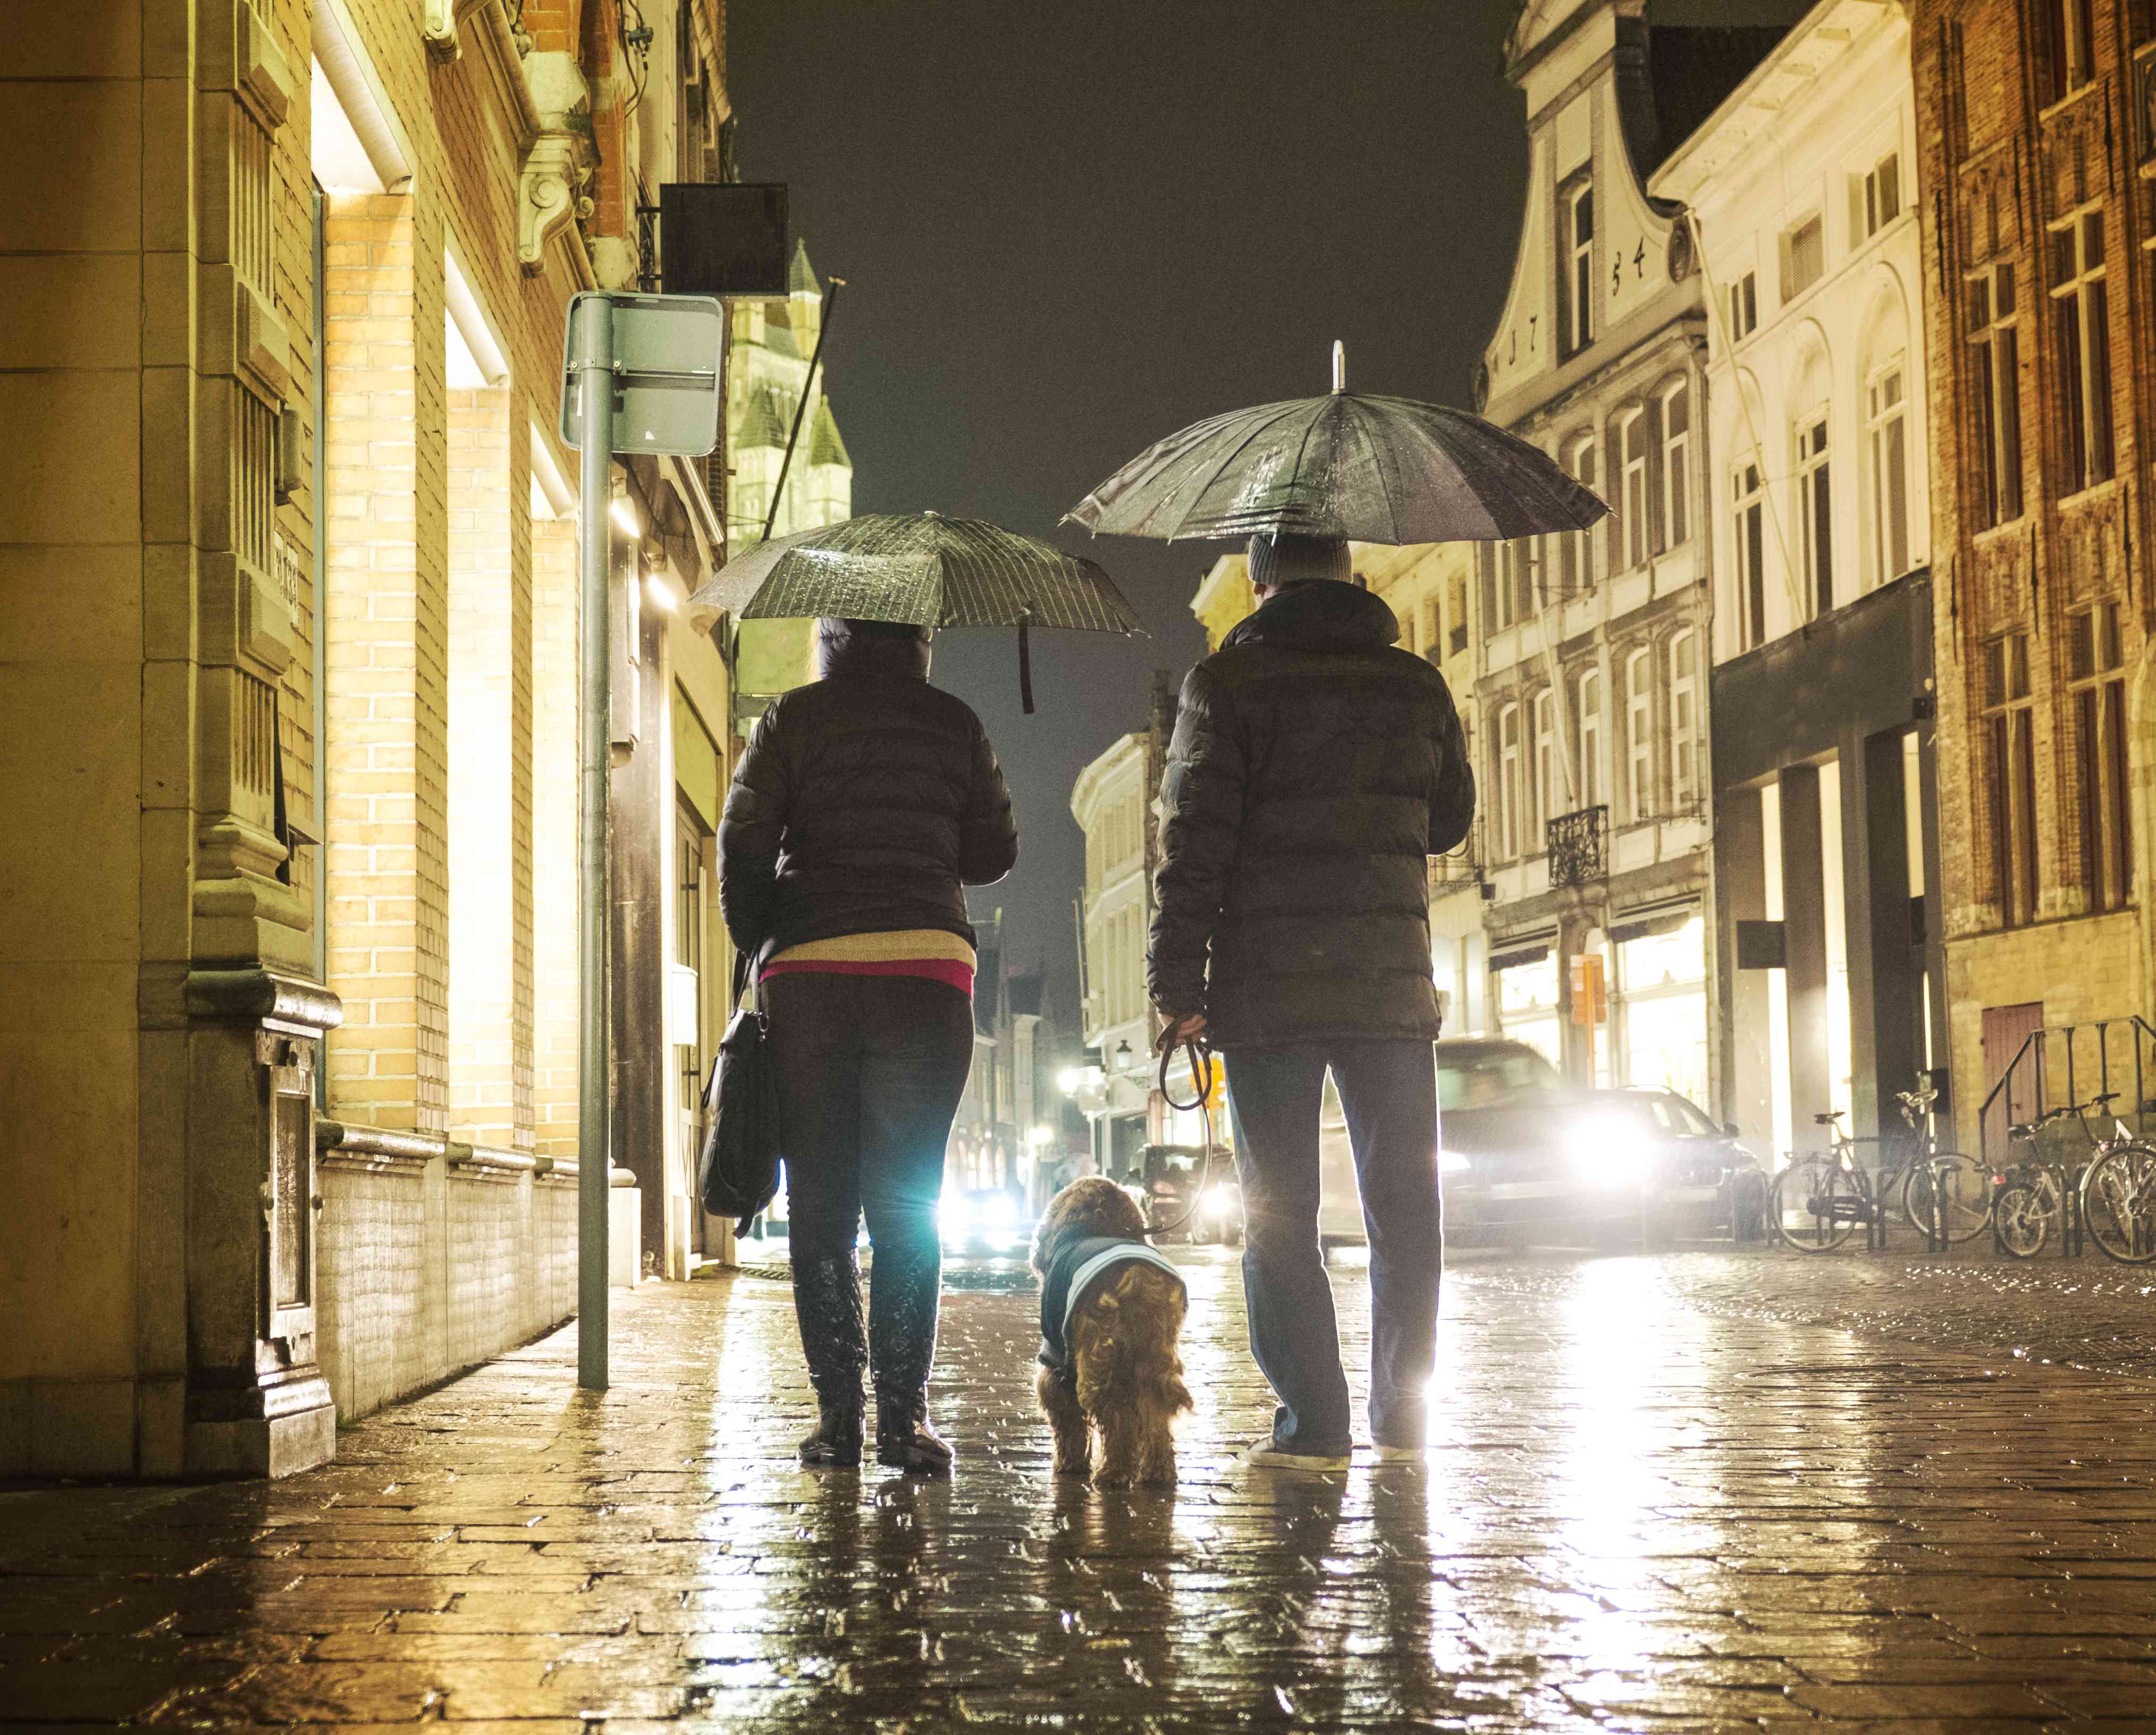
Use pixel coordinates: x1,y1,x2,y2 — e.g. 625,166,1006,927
1017,616,1034,715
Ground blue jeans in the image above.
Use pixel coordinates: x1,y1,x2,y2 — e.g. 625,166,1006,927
1224,1041,1442,1454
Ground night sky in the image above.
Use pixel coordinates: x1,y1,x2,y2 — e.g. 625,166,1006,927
727,0,1529,1029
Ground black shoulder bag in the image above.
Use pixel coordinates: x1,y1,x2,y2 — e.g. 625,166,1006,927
696,951,783,1231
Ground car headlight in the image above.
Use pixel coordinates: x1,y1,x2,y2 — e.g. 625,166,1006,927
1202,1185,1233,1217
1569,1115,1650,1186
984,1193,1018,1231
941,1195,975,1235
1438,1148,1471,1175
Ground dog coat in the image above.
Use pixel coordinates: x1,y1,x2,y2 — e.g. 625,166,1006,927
1037,1234,1186,1377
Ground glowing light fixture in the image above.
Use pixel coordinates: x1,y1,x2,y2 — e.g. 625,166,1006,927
610,498,639,536
1568,1110,1651,1187
644,574,680,613
1057,1067,1081,1096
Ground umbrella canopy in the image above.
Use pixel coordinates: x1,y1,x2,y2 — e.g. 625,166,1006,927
690,512,1142,635
1066,390,1610,545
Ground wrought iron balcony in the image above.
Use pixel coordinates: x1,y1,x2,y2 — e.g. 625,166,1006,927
1546,804,1609,888
1429,818,1489,898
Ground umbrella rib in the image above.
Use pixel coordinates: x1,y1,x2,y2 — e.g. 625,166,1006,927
1338,397,1403,546
1165,397,1323,540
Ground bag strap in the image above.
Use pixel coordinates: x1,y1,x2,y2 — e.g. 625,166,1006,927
734,946,770,1018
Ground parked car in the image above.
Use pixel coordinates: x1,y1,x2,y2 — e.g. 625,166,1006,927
1425,1038,1628,1249
1317,1042,1765,1254
1577,1088,1768,1244
1124,1144,1242,1245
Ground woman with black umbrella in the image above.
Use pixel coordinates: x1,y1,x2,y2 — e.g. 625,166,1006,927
720,616,1018,1473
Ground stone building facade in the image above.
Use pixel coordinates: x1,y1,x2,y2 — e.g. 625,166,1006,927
1071,677,1178,1180
1910,0,2156,1158
0,0,742,1478
1650,0,1947,1162
722,241,853,725
1359,541,1492,1039
1470,0,1807,1107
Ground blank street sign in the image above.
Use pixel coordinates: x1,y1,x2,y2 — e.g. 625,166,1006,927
559,292,726,457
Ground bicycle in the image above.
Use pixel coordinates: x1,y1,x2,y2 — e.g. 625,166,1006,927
1996,1091,2156,1265
1990,1101,2087,1260
1768,1085,1987,1253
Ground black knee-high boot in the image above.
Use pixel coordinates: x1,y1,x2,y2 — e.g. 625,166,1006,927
790,1248,866,1467
869,1236,951,1473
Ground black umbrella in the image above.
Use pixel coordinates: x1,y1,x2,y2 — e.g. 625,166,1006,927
1066,344,1609,544
689,512,1143,712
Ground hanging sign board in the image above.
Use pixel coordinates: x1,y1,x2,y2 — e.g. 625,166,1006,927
559,291,726,457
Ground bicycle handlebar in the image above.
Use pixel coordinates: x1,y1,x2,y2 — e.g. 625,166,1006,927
2010,1094,2125,1141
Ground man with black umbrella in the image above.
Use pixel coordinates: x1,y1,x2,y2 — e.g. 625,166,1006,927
1149,532,1474,1469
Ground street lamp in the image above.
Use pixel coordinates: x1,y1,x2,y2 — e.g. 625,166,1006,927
1057,1066,1081,1096
1114,1039,1133,1069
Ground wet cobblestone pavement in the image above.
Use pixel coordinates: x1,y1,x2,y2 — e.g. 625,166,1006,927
1490,1245,2156,1383
5,1250,2156,1730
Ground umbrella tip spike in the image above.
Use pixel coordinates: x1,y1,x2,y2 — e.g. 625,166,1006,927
1332,340,1345,393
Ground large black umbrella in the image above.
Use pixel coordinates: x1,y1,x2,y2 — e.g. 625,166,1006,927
1066,347,1609,544
689,512,1142,711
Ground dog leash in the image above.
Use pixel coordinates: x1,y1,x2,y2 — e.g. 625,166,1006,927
1148,1034,1220,1239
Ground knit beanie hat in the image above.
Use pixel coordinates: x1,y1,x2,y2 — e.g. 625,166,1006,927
1247,532,1351,589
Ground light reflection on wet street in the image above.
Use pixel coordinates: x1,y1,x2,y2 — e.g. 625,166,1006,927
3,1248,2154,1729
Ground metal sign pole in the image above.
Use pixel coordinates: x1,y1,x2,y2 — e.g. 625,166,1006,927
574,294,614,1392
557,287,722,1394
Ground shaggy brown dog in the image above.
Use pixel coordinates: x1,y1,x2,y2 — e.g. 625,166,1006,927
1031,1176,1193,1489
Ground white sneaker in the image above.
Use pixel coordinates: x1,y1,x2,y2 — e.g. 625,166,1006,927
1237,1439,1350,1471
1370,1442,1427,1464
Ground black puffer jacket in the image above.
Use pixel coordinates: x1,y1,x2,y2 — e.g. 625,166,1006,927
719,623,1018,962
1149,582,1474,1049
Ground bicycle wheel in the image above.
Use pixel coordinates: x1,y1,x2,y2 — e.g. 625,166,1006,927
1992,1182,2051,1259
1901,1152,1992,1244
1770,1156,1860,1252
2081,1143,2156,1265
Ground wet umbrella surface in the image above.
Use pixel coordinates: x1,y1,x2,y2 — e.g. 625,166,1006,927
692,512,1143,636
1067,377,1611,546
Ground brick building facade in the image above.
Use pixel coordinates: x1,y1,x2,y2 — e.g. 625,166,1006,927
1911,0,2156,1155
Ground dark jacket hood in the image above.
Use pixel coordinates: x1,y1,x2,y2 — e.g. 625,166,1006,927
1222,580,1400,654
816,620,933,681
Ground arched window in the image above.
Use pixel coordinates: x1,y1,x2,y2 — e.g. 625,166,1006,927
1796,410,1832,617
1658,382,1690,547
1576,666,1604,810
1561,433,1598,593
1497,703,1523,860
1866,361,1910,584
1731,460,1767,650
1619,409,1650,569
1535,688,1560,830
1669,631,1700,808
1626,648,1653,821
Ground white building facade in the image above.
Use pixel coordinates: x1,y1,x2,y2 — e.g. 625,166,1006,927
1650,0,1945,1161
